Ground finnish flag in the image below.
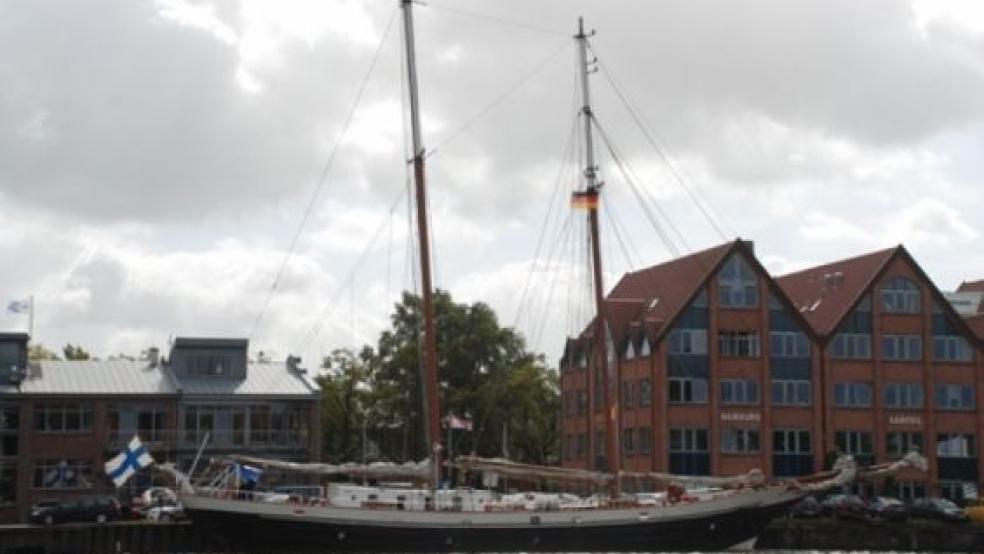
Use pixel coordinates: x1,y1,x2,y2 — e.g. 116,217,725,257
104,436,154,488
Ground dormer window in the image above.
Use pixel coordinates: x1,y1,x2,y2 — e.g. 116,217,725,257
881,277,920,314
718,255,758,308
624,341,636,360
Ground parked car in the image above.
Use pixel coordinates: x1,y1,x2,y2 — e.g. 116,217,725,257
866,496,909,522
831,494,867,520
143,503,186,522
965,498,984,523
909,497,970,523
30,496,123,525
789,496,822,518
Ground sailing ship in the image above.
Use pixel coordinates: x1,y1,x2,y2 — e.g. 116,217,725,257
176,2,927,551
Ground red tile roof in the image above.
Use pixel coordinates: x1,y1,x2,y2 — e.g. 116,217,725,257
775,247,897,336
607,241,736,340
967,315,984,341
957,279,984,293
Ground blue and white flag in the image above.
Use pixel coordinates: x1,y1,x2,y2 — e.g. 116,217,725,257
6,299,30,314
104,435,154,488
235,463,263,483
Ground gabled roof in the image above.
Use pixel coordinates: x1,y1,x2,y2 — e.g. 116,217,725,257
967,315,984,342
608,241,735,339
775,247,896,336
957,279,984,293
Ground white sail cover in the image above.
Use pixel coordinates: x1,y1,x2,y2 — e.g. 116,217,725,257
227,455,432,481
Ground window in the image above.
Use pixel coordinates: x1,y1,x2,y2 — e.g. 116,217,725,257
622,428,635,454
882,335,922,361
893,480,926,501
576,353,587,369
32,404,94,432
935,384,975,410
772,380,811,406
187,354,237,376
667,329,707,355
108,405,167,443
624,341,636,361
770,332,810,358
0,406,18,458
884,383,924,409
0,462,14,506
937,433,976,457
718,255,758,307
250,405,271,443
639,338,651,358
576,391,588,415
718,331,760,357
622,380,635,409
720,379,759,405
575,434,587,458
773,429,811,454
886,432,923,456
669,428,708,452
940,480,977,503
835,430,873,456
638,427,652,455
834,382,873,407
830,333,871,359
638,378,652,407
881,276,920,314
933,336,973,362
32,460,94,489
721,428,760,453
669,377,708,403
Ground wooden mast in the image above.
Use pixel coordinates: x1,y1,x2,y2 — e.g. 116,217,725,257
575,16,620,495
401,0,442,491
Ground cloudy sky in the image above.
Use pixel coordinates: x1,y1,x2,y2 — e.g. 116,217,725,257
1,0,982,365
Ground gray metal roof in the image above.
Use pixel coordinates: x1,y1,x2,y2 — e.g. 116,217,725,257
173,362,319,397
7,360,319,398
18,360,176,396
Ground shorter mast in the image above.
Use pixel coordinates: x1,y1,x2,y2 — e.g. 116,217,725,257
401,0,442,492
574,16,620,495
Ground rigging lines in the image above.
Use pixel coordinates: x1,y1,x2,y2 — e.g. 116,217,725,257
248,7,400,342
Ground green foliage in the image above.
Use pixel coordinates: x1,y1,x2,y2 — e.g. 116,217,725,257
318,290,559,465
27,343,61,361
62,344,91,361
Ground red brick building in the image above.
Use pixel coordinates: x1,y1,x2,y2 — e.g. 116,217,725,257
559,240,984,501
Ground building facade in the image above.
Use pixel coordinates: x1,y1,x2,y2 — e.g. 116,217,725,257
559,241,984,502
0,336,320,524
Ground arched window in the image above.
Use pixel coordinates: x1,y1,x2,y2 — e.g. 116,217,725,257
639,337,651,357
881,276,920,314
624,341,636,360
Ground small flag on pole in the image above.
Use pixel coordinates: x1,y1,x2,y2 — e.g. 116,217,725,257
571,190,599,210
444,413,473,431
104,436,154,488
6,299,30,314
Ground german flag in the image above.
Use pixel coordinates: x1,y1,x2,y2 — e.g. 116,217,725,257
571,189,599,210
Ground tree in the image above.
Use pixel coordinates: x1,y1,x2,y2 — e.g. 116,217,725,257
315,348,373,463
62,344,91,361
343,290,558,464
28,344,60,361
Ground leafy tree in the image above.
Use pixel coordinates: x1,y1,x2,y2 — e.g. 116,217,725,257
329,290,559,464
63,344,91,360
28,343,60,361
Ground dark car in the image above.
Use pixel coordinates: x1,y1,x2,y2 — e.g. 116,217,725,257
789,495,823,518
822,493,866,520
866,496,909,522
30,496,123,525
910,497,970,523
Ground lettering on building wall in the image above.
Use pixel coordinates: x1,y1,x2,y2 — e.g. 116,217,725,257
888,414,922,426
721,412,761,422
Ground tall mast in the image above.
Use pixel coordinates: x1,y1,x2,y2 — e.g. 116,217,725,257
575,16,620,494
401,0,442,491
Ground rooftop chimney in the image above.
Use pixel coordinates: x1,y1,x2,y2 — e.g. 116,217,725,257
147,347,160,368
286,355,306,374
